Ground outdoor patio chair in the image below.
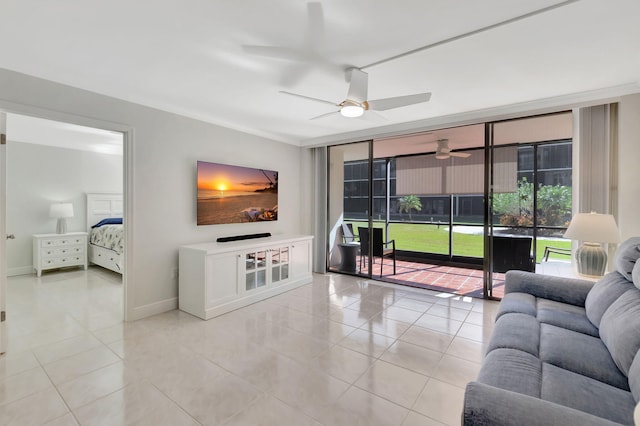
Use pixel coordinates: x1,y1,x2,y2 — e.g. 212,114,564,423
492,235,535,273
543,245,572,261
341,223,359,244
358,227,396,277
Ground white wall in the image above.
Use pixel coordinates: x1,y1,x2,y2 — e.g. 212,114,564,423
617,93,640,240
6,142,122,275
0,69,310,320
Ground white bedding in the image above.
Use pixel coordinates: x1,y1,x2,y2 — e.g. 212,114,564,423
90,224,124,255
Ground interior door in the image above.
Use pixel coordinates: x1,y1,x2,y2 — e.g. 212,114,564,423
0,112,7,354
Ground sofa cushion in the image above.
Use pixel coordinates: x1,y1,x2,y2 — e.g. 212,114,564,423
633,260,640,290
600,289,640,376
539,323,628,390
477,348,542,398
487,313,540,356
628,350,640,403
537,299,598,337
464,382,626,426
585,271,634,328
496,292,537,321
615,237,640,281
541,363,636,425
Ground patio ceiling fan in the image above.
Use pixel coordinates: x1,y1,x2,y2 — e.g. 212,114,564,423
280,68,431,120
434,139,471,160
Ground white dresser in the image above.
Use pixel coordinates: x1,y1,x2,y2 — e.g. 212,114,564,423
33,232,88,277
179,234,313,319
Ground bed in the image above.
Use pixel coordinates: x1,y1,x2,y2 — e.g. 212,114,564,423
86,193,124,274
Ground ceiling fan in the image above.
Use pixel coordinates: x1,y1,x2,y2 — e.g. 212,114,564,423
434,139,471,160
242,2,342,86
280,68,431,119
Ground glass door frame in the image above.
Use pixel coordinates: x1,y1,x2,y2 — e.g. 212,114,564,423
326,140,375,279
484,112,573,299
328,112,571,300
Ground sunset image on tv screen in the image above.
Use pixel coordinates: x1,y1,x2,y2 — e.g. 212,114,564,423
197,161,278,225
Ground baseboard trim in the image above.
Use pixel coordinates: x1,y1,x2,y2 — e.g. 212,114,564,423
130,297,178,321
8,266,34,277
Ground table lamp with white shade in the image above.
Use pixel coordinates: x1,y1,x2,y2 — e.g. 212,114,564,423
49,203,74,234
563,211,620,277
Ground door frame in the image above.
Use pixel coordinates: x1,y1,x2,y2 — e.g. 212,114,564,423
0,100,135,321
1,112,6,354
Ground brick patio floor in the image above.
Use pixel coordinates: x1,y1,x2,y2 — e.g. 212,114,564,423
334,256,506,299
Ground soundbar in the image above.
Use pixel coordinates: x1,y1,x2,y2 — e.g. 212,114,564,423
217,232,271,243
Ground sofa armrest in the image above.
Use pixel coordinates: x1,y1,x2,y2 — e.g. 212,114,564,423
463,382,622,426
504,270,595,307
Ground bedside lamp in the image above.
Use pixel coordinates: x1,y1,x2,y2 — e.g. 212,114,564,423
49,203,74,234
563,211,620,277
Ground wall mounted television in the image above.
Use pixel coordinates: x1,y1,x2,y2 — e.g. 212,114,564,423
197,161,278,225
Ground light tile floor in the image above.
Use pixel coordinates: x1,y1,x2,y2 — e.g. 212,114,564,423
0,267,499,425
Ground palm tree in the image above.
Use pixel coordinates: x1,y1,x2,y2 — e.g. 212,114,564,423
398,195,422,221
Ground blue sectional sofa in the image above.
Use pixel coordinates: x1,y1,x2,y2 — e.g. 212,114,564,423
463,237,640,425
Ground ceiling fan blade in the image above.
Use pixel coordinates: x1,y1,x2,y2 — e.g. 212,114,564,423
450,152,471,158
346,68,368,103
306,2,324,48
310,110,341,120
279,91,337,107
367,92,432,111
358,110,388,123
278,63,313,87
242,45,306,62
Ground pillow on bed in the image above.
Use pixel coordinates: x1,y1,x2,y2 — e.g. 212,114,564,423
92,218,123,228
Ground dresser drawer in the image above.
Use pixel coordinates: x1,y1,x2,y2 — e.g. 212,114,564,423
58,255,85,266
40,236,85,247
41,255,85,268
42,246,85,258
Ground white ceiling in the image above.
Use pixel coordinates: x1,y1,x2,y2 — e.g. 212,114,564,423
7,113,123,156
1,0,638,146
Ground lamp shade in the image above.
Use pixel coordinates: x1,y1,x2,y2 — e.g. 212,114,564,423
49,203,74,219
564,212,620,243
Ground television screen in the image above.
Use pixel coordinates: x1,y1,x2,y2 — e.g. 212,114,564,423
197,161,278,225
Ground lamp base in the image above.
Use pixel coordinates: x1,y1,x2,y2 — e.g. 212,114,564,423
575,242,607,277
56,218,68,234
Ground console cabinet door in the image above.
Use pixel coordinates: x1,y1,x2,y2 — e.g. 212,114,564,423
291,239,311,279
206,252,240,307
270,246,290,286
243,249,268,292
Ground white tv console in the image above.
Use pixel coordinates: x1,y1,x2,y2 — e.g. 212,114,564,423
178,234,313,320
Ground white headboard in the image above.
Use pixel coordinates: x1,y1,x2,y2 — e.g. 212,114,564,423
86,193,123,231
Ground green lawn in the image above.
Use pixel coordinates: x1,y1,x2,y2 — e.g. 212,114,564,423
347,221,571,263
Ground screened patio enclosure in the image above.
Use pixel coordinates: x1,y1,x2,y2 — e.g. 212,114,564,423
327,112,574,299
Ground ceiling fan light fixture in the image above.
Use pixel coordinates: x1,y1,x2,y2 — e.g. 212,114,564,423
340,103,364,118
435,152,449,160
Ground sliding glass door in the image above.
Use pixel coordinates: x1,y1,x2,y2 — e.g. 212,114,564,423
485,113,573,298
327,141,373,277
327,112,573,300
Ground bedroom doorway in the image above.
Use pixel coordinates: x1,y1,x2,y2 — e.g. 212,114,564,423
0,111,128,352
